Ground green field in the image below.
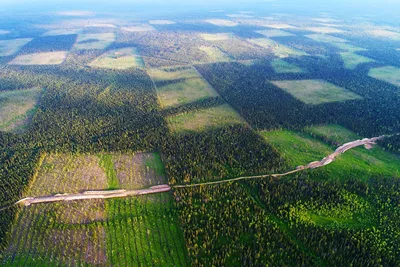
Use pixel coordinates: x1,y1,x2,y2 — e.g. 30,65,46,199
148,66,199,82
0,87,41,133
368,66,400,87
89,47,144,70
271,79,363,105
305,124,360,144
247,38,307,58
73,33,115,50
260,129,400,180
340,52,374,69
198,46,231,62
271,59,305,73
168,104,244,133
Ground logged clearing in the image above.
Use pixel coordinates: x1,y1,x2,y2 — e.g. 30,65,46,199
168,104,244,133
149,20,176,25
305,27,344,34
0,87,41,133
262,23,296,29
89,47,144,69
368,66,400,87
198,46,231,62
122,24,156,32
156,77,219,108
112,152,166,189
247,38,307,58
8,51,68,65
0,38,32,57
73,32,115,50
204,19,239,27
200,33,233,41
271,59,305,73
148,66,199,82
271,79,362,105
340,52,374,70
257,29,295,37
42,28,81,36
305,34,348,43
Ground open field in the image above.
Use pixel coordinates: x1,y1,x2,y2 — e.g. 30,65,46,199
257,29,295,37
247,38,307,58
305,124,360,144
89,47,144,70
262,23,296,29
204,19,239,27
311,18,340,23
8,51,68,65
198,46,231,62
271,79,363,105
261,130,400,180
155,77,219,108
168,104,244,133
149,20,176,25
148,66,199,82
340,52,374,70
367,29,400,40
122,24,156,32
73,33,115,50
42,28,81,36
0,38,32,57
333,42,366,52
305,34,348,43
0,87,41,133
200,33,233,41
368,66,400,87
271,59,305,73
305,27,344,34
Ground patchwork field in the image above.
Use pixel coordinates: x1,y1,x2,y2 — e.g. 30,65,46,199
204,19,239,27
368,66,400,87
198,46,231,62
167,104,244,133
261,128,400,180
257,29,295,37
271,59,305,73
200,33,233,41
73,33,115,50
121,24,156,32
340,52,374,70
0,87,41,133
247,38,307,58
2,152,188,266
8,51,68,65
0,38,32,57
89,47,144,70
271,79,363,105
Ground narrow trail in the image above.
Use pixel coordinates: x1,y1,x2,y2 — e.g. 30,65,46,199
0,134,390,209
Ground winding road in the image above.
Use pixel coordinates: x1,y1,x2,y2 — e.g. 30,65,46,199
0,134,390,209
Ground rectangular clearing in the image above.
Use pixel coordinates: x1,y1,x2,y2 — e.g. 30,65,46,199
271,59,305,73
73,32,115,50
204,19,239,27
0,38,32,57
0,87,41,133
271,79,362,105
198,46,231,62
257,29,295,38
368,66,400,87
168,104,244,133
340,52,374,70
247,38,307,58
8,51,68,65
121,24,156,32
200,33,233,41
89,47,144,70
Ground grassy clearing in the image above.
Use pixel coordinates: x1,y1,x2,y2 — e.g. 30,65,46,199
198,46,231,62
333,42,366,52
73,33,115,50
148,66,199,82
271,59,305,73
121,24,156,32
149,20,176,25
305,34,348,43
98,154,119,190
247,38,307,58
112,152,167,190
262,23,296,29
0,87,41,133
204,19,239,27
200,33,233,41
156,77,219,108
271,79,362,105
305,27,344,34
257,29,295,37
260,130,400,181
0,38,32,57
8,51,68,65
305,124,359,144
339,52,374,70
42,28,81,36
368,66,400,87
89,47,144,70
168,104,244,133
